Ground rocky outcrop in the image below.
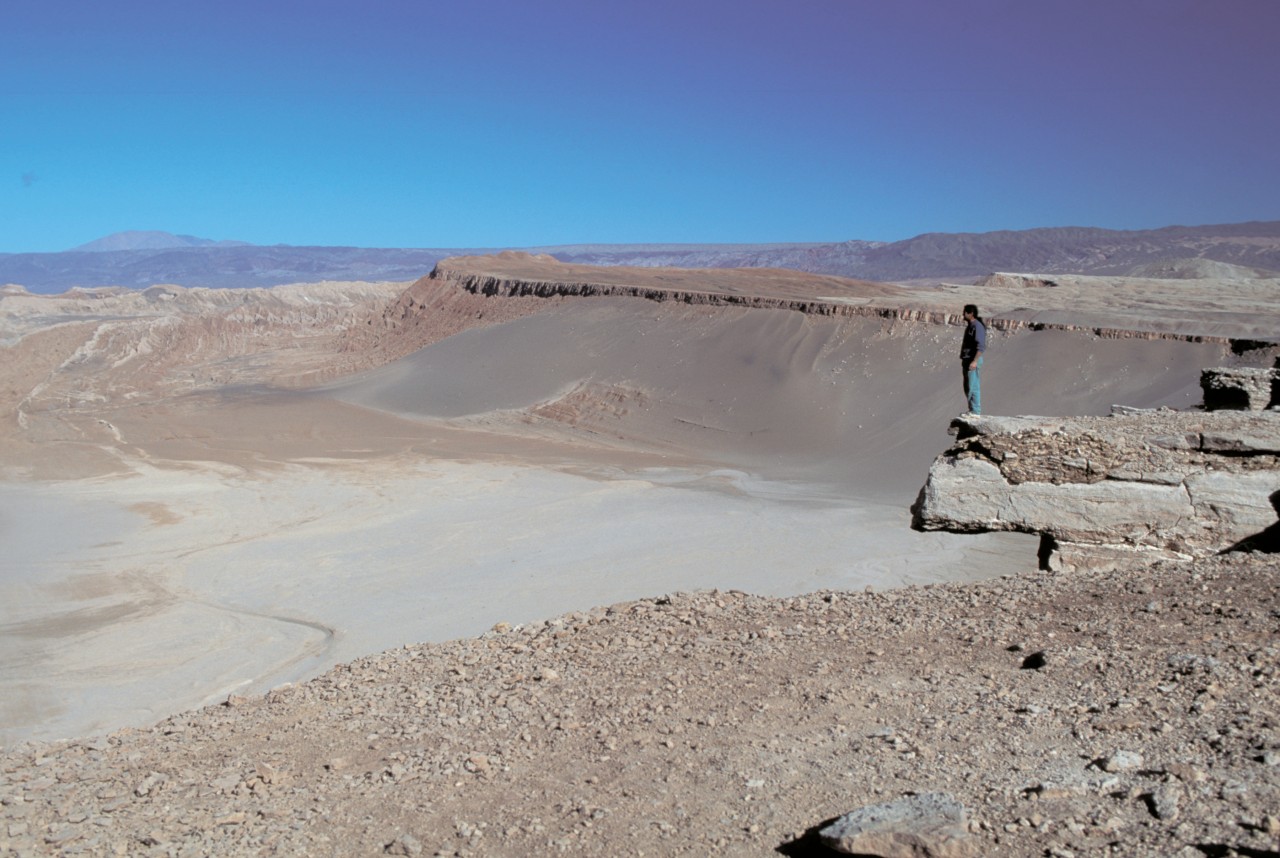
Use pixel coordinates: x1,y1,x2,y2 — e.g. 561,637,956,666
913,410,1280,570
1201,366,1280,411
975,272,1064,289
347,272,556,363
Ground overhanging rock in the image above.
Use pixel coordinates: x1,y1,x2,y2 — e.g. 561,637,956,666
1201,366,1279,411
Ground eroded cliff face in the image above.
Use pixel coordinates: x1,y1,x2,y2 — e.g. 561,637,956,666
344,271,559,363
0,281,405,404
429,253,1274,348
0,282,407,473
913,409,1280,571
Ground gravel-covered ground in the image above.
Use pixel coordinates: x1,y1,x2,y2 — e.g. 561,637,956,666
2,551,1277,857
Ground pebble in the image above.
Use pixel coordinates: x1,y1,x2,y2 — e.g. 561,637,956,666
386,833,424,855
1101,750,1143,773
1149,786,1181,821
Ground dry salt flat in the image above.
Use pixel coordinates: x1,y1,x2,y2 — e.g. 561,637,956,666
0,454,1032,746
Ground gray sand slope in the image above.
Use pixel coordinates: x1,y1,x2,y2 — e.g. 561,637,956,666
325,298,1223,494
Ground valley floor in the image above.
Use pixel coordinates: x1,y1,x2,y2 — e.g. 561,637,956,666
0,437,1034,746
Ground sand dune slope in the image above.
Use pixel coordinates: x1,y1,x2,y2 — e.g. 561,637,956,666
326,297,1227,495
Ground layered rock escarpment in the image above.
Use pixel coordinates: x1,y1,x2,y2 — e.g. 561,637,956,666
429,253,1280,348
913,409,1280,571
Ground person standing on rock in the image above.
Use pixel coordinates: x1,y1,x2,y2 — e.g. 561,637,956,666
960,304,986,415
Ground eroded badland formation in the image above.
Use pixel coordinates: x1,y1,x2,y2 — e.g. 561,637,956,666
1,252,1278,856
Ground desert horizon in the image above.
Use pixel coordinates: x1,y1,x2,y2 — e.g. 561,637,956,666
0,247,1273,731
0,244,1269,742
2,245,1278,855
5,219,1280,293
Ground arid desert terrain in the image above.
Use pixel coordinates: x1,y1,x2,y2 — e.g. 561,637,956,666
1,254,1278,856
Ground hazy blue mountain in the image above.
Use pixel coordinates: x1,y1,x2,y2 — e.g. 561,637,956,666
70,231,254,253
3,221,1278,294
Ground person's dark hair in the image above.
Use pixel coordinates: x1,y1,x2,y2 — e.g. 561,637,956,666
963,303,982,322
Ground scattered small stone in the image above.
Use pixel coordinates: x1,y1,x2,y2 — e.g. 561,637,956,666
1147,785,1181,820
1029,782,1086,801
1164,764,1206,783
1020,651,1048,670
1100,750,1143,773
819,793,977,857
133,772,164,797
0,534,1274,858
45,826,79,845
211,773,240,792
386,833,424,855
1220,781,1249,801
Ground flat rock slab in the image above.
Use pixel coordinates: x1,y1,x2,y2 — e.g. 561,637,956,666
819,792,977,857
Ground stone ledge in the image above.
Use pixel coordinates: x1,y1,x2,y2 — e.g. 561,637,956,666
914,411,1280,570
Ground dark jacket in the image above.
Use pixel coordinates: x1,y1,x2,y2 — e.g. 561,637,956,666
960,319,986,362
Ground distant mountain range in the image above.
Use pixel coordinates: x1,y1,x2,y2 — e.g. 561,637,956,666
70,230,253,253
3,222,1278,294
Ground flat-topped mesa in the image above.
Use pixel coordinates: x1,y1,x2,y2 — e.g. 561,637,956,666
429,251,907,308
912,410,1280,572
426,253,1279,347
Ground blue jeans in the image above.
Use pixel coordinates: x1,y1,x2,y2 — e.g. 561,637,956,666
963,356,982,414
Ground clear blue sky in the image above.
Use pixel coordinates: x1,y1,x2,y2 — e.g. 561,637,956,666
3,0,1278,252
